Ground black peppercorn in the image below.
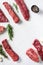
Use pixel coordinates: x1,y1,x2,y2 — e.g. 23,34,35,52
31,5,39,13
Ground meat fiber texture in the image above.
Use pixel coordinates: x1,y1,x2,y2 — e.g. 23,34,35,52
3,2,20,23
0,9,8,22
15,0,30,20
26,48,39,62
2,39,19,61
33,39,43,61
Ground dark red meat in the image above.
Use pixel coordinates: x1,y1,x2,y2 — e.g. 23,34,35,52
2,39,19,61
26,48,39,62
33,39,43,61
3,2,20,23
38,46,43,60
0,26,6,34
0,9,8,22
33,39,42,51
15,0,30,20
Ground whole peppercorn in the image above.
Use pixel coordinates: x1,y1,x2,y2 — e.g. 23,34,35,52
31,5,39,13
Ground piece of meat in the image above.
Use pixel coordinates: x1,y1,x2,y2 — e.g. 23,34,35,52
2,39,19,61
33,39,42,51
38,46,43,61
41,46,43,60
15,0,30,20
0,26,6,34
3,2,20,23
0,9,8,22
26,48,39,62
33,39,43,61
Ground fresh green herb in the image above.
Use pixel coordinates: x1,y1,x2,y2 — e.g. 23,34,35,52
0,45,2,52
7,24,13,40
1,50,8,58
13,3,18,12
0,45,8,58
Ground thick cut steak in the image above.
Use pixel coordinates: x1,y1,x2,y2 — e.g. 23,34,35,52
2,39,19,61
3,2,20,23
15,0,30,20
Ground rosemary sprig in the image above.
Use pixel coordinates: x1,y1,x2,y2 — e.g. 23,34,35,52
1,50,8,58
13,3,19,12
0,45,8,58
7,24,13,40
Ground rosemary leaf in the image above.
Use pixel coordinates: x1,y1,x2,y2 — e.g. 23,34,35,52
13,3,18,12
0,45,2,52
7,24,13,40
1,50,8,58
0,45,8,58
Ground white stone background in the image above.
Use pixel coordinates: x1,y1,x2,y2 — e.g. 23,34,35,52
0,0,43,65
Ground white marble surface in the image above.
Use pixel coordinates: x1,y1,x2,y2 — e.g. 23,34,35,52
0,0,43,65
